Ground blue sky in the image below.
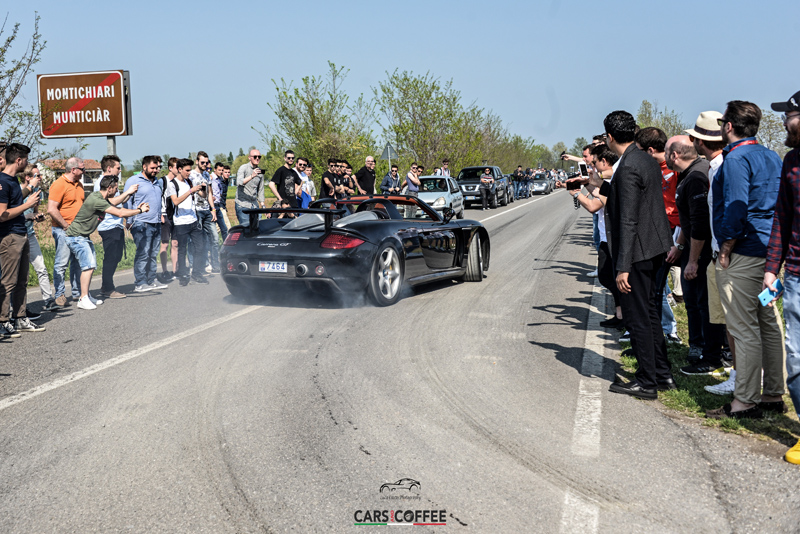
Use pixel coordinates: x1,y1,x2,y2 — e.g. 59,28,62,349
11,0,799,165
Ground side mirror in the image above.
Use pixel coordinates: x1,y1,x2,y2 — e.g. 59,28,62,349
441,207,455,223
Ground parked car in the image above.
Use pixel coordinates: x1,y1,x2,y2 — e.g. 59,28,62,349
416,175,465,219
455,166,511,209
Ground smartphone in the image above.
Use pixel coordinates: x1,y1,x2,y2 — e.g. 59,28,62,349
578,162,589,177
567,180,581,191
758,279,784,306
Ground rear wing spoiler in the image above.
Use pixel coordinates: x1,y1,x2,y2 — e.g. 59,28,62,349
241,207,348,233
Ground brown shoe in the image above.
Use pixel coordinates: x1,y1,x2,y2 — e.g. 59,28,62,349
107,291,126,299
54,295,68,307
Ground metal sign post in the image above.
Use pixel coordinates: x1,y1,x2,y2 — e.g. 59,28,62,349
107,136,116,156
379,142,399,172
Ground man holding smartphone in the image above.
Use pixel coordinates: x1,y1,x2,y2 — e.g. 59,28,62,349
764,91,800,464
236,149,266,225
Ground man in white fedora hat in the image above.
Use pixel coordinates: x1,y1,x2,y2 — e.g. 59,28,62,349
684,111,738,396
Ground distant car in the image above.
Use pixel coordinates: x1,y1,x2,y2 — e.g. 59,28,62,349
456,166,511,209
380,478,421,493
416,175,465,219
530,173,552,195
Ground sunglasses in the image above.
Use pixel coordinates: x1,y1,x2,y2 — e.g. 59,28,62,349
297,163,307,168
250,155,261,159
77,167,86,172
716,118,729,127
32,173,41,178
286,156,295,160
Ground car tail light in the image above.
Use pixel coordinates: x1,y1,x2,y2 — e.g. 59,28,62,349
223,232,241,246
321,233,365,249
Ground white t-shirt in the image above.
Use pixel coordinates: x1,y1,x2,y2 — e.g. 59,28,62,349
597,160,620,242
707,153,724,253
167,179,198,225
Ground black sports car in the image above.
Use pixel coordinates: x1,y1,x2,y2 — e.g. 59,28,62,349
220,195,490,306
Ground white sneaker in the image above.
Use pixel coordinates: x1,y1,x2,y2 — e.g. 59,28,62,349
619,331,631,343
588,269,599,277
205,265,213,273
77,296,97,310
704,369,736,395
88,294,103,306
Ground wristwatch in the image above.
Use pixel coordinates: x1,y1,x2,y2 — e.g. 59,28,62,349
676,243,685,250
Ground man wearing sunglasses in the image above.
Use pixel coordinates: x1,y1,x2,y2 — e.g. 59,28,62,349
235,149,266,226
270,150,301,208
189,151,220,274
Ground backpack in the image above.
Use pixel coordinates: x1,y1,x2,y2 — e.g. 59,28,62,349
161,177,177,221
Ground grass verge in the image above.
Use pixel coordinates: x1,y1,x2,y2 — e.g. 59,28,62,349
617,299,800,448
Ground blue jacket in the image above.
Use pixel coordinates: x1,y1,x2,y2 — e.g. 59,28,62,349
380,172,401,193
712,137,782,258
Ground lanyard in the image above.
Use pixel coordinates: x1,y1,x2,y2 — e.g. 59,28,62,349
727,139,758,155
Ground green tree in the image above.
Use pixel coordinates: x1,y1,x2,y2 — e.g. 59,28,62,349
260,61,376,192
0,13,57,159
373,69,489,171
758,110,790,159
237,147,245,157
228,151,234,165
636,100,690,138
212,153,227,165
570,137,588,157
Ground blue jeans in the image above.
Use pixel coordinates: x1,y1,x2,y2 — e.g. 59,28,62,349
661,281,676,335
130,222,161,286
215,206,228,242
52,227,80,299
782,273,800,418
197,210,220,270
592,213,601,252
65,236,97,271
235,203,258,228
514,182,523,199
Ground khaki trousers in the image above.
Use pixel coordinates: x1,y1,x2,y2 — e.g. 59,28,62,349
0,233,30,322
717,254,785,405
707,260,726,324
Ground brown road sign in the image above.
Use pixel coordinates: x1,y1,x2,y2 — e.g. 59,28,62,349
38,70,130,138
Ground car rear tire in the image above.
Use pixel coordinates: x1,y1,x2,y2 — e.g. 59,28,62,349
369,243,404,306
491,193,498,209
500,189,508,206
464,234,484,282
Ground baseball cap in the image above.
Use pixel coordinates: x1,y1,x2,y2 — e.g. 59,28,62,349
771,90,800,113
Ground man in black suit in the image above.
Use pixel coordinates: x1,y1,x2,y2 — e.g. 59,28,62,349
596,111,675,399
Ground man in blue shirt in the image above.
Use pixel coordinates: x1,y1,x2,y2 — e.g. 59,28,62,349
125,155,168,292
0,143,45,336
708,100,785,420
94,155,130,299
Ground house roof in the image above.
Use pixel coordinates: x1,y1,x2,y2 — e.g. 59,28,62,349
40,158,102,171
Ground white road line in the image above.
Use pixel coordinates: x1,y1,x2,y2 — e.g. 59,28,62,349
560,490,600,533
560,278,606,533
477,190,564,223
0,305,260,413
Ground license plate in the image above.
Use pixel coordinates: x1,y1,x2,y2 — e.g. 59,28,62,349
259,261,287,273
466,195,477,199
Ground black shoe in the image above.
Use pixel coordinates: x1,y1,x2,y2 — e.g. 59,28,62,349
600,316,623,328
179,277,190,286
42,299,60,312
25,308,42,321
657,377,678,391
609,380,657,400
621,347,636,357
210,267,221,274
759,400,789,413
192,276,209,284
680,361,723,376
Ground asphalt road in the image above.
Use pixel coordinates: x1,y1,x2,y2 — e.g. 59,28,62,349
1,191,798,533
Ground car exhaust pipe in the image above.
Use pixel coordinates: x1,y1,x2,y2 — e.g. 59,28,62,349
237,262,248,273
296,264,308,276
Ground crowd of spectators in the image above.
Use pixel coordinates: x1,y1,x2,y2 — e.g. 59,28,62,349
560,93,800,465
